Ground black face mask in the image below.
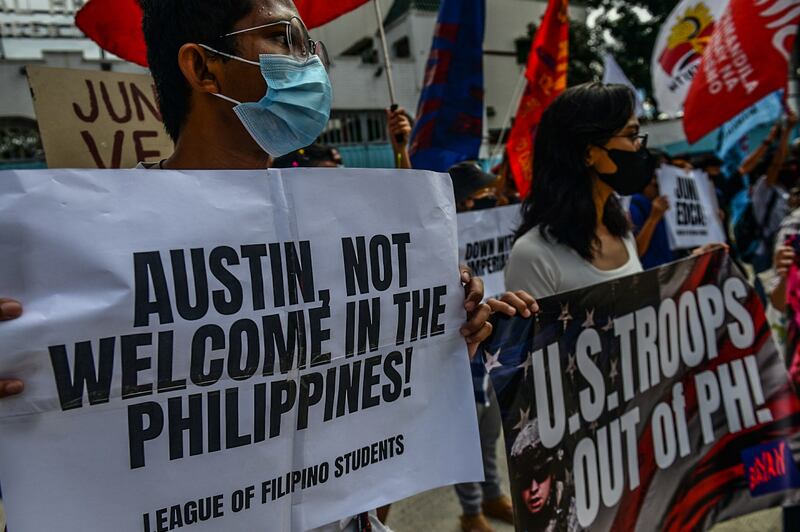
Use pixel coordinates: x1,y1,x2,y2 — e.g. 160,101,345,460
596,146,657,196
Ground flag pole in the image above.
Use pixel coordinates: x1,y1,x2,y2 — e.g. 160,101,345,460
373,0,398,107
490,67,527,161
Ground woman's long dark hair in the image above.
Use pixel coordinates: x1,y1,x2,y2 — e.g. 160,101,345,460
515,83,635,261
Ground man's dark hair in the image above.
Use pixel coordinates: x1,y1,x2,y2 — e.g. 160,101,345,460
139,0,253,142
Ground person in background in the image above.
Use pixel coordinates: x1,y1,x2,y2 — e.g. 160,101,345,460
272,142,341,167
0,2,518,531
750,111,799,274
449,161,499,212
388,107,413,169
669,153,694,171
448,161,525,532
692,154,735,221
765,202,800,532
505,83,652,298
450,161,501,212
273,108,412,170
629,171,675,269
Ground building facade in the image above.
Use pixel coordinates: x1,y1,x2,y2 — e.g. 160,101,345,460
314,0,586,162
0,0,146,165
0,0,585,168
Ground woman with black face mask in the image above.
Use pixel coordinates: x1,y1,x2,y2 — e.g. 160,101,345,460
505,83,656,298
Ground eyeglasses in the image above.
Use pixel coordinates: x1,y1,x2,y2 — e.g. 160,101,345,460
610,133,648,147
220,16,330,69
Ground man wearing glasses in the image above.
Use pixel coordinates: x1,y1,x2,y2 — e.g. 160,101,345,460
0,1,536,531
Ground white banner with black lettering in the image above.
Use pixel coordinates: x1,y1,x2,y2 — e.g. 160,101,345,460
457,206,520,300
657,165,726,250
0,169,482,532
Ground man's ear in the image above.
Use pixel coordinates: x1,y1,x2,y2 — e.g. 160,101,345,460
585,146,597,168
177,43,222,95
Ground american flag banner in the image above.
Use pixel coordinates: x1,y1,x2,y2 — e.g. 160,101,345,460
484,249,800,531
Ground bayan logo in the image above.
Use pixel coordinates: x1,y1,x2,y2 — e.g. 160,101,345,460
741,439,800,496
659,2,717,76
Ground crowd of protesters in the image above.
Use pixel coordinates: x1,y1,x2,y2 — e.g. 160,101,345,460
0,1,798,532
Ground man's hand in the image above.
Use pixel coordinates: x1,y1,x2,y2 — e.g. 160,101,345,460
767,122,783,144
787,109,799,129
387,107,412,151
459,267,492,358
650,196,670,221
775,245,796,280
0,298,24,399
487,291,539,318
692,242,730,256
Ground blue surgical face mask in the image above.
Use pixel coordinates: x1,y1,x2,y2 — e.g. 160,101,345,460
200,45,332,158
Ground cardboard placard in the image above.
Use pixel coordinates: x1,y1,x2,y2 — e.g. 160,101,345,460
26,66,173,168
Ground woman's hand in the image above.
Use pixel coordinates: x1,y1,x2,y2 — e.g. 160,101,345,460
487,290,539,318
459,267,492,358
650,196,670,222
692,242,729,256
0,298,24,398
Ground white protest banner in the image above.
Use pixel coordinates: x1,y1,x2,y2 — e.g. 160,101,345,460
0,168,482,532
458,206,519,300
658,165,726,250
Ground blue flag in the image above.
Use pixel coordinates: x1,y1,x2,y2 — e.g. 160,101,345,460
408,0,485,172
717,90,784,161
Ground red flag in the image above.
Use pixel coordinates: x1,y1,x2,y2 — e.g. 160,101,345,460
294,0,371,28
506,0,569,198
75,0,370,67
75,0,147,66
683,0,800,143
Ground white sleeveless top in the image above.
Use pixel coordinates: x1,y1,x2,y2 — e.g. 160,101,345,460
505,227,643,299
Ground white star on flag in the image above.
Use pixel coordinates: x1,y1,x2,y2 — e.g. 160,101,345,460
484,348,503,373
517,352,533,380
610,359,619,384
513,407,531,431
558,303,573,331
566,353,577,379
582,308,595,328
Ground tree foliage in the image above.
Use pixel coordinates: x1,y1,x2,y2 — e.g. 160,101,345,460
585,0,675,95
517,0,676,97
